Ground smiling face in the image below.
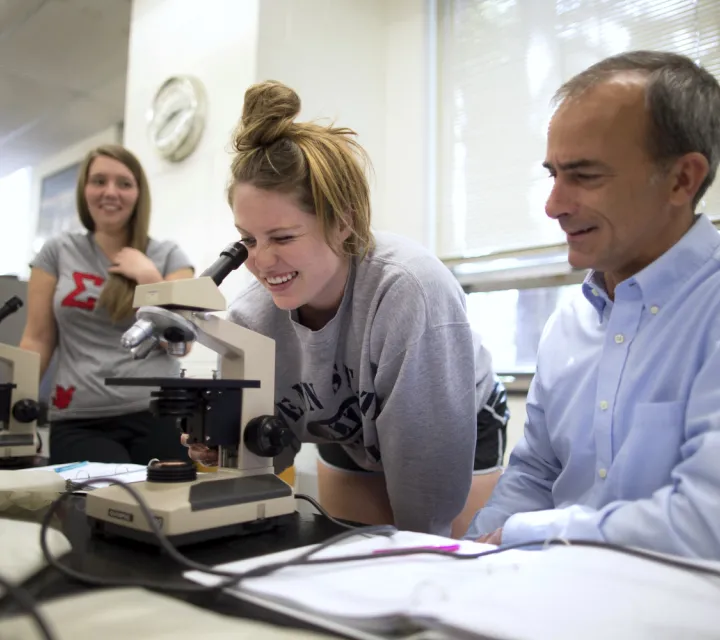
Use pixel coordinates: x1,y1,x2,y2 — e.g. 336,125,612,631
544,78,693,287
231,183,351,317
83,155,139,234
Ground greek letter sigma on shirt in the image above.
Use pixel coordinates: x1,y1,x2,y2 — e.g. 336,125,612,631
30,232,193,421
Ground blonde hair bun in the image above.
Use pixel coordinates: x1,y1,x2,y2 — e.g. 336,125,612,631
234,80,301,149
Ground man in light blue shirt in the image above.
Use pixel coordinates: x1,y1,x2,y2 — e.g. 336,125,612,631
465,51,720,560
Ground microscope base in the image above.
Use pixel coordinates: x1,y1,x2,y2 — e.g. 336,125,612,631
90,512,295,547
0,435,41,468
0,456,40,469
0,434,38,462
85,470,296,547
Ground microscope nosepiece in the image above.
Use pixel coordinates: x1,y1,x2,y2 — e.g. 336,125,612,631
121,318,155,349
166,341,189,357
130,334,160,360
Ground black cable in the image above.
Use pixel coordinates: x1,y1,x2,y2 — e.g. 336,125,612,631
265,537,720,581
0,572,56,640
39,478,395,591
40,480,241,592
40,477,720,597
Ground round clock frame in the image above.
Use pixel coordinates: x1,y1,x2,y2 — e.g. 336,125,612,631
147,75,207,162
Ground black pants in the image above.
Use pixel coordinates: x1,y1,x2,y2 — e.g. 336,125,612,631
50,411,189,465
319,379,510,472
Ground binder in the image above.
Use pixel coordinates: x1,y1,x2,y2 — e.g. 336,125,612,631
184,530,720,640
56,462,147,491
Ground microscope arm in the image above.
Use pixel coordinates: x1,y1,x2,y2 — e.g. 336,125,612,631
180,311,279,474
117,304,282,476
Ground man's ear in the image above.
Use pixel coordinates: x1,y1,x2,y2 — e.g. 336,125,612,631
668,152,710,207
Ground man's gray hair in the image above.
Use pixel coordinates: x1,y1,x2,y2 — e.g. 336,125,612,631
554,50,720,209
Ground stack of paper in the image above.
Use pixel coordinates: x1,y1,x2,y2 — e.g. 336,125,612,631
185,531,720,640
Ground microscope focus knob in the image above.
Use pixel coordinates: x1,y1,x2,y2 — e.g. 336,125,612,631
12,399,41,423
244,415,294,458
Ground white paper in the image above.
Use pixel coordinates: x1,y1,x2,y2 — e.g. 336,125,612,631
83,468,148,488
58,462,146,482
184,531,720,640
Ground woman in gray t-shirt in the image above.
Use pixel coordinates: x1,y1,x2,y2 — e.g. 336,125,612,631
20,144,194,465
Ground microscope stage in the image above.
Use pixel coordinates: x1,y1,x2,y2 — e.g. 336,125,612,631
85,470,296,547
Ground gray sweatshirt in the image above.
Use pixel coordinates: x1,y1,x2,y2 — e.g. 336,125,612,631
229,231,495,535
31,232,193,421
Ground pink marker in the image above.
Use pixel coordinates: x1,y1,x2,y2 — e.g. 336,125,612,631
372,543,461,555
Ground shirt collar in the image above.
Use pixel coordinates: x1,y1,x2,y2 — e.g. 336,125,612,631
582,214,720,321
582,271,611,321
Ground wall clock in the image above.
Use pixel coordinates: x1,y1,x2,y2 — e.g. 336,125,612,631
147,75,207,162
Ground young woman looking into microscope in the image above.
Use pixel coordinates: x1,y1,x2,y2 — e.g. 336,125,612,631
184,81,509,538
20,145,194,465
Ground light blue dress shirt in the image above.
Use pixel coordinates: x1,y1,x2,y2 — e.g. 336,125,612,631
465,214,720,559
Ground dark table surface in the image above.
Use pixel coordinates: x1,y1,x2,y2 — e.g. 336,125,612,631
0,455,50,469
2,494,354,638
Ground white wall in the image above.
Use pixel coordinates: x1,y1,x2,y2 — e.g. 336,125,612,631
254,0,431,247
254,0,387,235
383,0,435,248
124,0,261,272
124,0,262,377
0,168,31,276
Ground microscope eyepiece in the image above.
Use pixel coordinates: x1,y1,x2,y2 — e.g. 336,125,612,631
0,296,23,325
200,242,249,286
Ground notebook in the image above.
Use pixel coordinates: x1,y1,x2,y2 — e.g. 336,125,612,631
184,531,720,640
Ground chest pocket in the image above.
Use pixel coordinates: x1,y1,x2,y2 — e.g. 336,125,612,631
617,401,686,500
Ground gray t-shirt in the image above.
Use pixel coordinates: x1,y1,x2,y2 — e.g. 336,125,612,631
31,232,193,421
228,231,495,535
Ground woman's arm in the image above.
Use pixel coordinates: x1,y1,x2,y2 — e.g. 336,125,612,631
373,322,478,536
18,268,58,380
108,249,194,285
165,268,194,281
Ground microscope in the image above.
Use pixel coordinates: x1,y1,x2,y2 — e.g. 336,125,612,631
85,243,297,546
0,296,42,467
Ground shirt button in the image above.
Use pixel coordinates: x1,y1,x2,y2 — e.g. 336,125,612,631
592,288,600,296
598,468,607,479
650,305,659,315
599,400,608,410
615,334,624,344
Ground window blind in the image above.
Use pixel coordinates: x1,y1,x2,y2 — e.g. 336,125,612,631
437,0,720,260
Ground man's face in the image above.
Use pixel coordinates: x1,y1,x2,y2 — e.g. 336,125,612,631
544,79,681,284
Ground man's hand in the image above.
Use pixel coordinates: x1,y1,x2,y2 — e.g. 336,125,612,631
477,527,503,545
108,248,162,285
181,434,219,466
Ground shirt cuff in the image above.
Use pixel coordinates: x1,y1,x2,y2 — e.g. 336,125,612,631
502,510,556,545
502,506,606,546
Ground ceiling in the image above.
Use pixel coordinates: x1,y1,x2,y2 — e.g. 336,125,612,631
0,0,131,179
